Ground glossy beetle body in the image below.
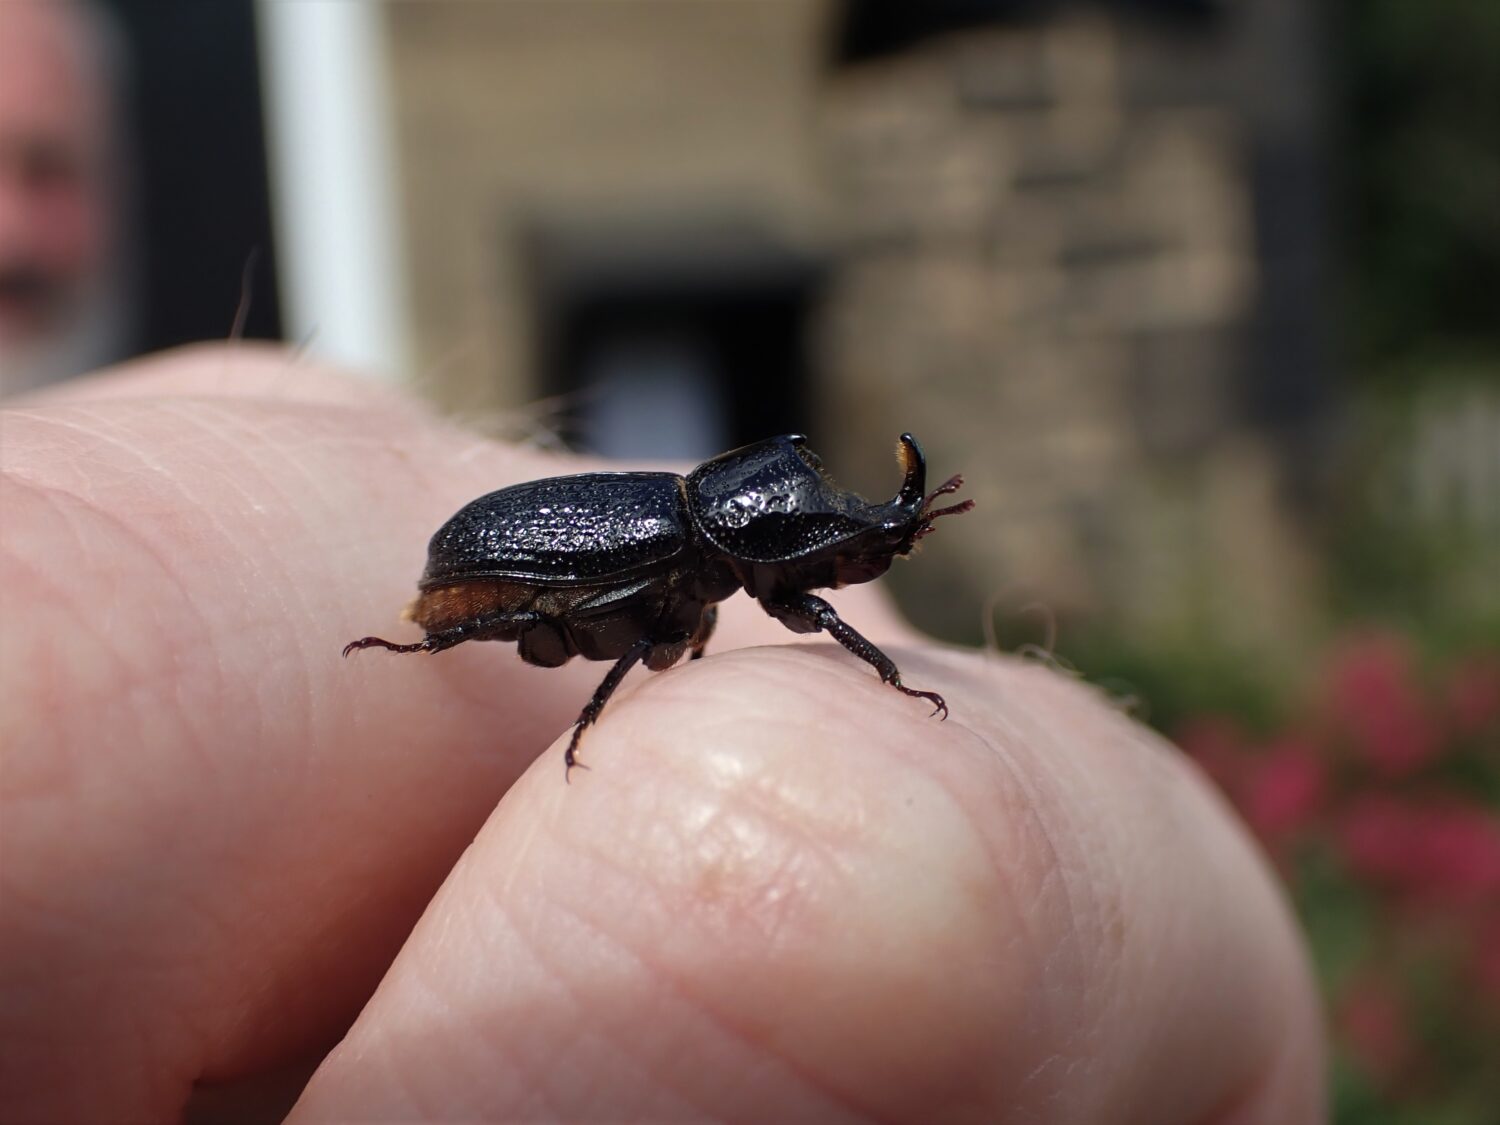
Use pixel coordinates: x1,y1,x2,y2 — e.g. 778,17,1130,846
345,433,973,775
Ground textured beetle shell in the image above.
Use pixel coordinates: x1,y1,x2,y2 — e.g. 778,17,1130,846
421,472,690,586
686,436,878,563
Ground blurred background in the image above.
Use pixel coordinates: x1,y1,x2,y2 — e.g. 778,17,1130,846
2,0,1495,1117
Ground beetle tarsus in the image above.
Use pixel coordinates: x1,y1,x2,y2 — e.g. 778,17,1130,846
561,637,653,777
342,635,431,657
893,682,949,720
563,739,592,784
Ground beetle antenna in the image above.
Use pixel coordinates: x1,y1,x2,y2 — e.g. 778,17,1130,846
923,474,964,508
914,477,975,539
925,499,975,522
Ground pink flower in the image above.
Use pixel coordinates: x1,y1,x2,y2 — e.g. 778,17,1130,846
1446,653,1500,738
1414,805,1500,903
1322,634,1441,778
1242,736,1328,841
1338,795,1426,886
1472,915,1500,1006
1338,796,1500,904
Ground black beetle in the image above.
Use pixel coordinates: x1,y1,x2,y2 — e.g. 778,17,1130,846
344,433,973,776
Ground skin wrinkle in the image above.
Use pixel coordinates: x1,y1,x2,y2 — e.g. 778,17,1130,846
508,904,720,1123
5,472,271,802
1079,875,1129,1113
1192,926,1318,1125
906,699,1066,1105
961,675,1186,1121
10,392,412,491
147,453,280,771
1127,818,1283,1122
577,658,892,871
0,488,229,857
185,435,321,759
410,741,884,1122
626,701,865,918
3,439,221,677
16,401,177,484
906,660,1260,1125
0,533,97,798
626,655,825,777
678,651,1032,1110
654,788,836,956
992,710,1111,1102
531,854,869,1123
1107,807,1224,1115
533,695,1003,1121
429,896,642,1120
397,947,540,1118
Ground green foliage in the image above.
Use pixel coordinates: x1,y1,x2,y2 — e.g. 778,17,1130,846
1323,379,1500,648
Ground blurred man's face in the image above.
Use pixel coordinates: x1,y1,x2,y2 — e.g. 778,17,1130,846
0,0,113,355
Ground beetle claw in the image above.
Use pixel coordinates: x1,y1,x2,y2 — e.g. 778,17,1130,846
894,683,949,720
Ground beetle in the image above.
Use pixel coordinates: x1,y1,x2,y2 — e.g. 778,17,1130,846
344,433,973,776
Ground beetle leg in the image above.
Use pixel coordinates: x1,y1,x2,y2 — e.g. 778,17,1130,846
763,593,949,720
690,604,719,661
342,611,546,658
564,636,653,780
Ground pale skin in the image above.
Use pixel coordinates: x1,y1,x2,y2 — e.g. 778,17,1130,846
0,344,1325,1123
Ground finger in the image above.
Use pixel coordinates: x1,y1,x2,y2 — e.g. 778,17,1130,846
292,646,1324,1124
0,345,908,1120
8,340,416,410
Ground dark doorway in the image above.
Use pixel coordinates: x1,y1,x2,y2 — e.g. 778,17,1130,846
100,0,282,353
528,220,822,461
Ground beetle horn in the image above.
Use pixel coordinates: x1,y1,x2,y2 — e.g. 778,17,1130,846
894,433,927,510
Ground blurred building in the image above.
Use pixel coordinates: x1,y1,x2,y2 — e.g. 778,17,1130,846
368,0,1328,650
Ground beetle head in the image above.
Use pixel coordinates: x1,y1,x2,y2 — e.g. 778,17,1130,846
687,433,972,587
835,433,975,580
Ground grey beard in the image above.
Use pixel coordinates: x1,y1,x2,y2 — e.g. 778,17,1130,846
0,266,134,398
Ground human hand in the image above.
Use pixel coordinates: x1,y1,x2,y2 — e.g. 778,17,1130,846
0,345,1324,1122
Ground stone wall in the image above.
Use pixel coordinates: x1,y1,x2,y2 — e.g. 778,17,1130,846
816,8,1316,647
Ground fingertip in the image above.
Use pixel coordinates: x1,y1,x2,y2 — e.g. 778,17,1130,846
295,646,1024,1121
